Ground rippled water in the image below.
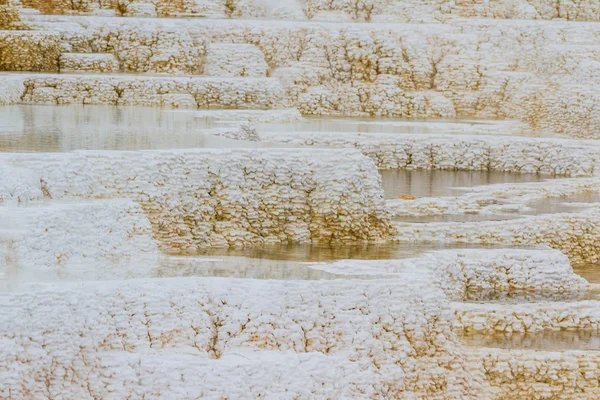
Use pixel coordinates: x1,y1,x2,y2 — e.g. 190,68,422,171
459,331,600,350
380,169,554,199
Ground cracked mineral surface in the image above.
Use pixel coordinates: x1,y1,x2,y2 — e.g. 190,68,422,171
2,0,600,399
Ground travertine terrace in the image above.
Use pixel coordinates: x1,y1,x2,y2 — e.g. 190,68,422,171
2,0,600,399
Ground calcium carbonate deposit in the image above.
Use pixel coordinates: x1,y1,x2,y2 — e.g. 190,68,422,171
3,0,600,399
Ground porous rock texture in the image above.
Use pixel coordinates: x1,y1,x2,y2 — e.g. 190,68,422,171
0,1,28,29
455,300,600,333
58,52,119,73
303,0,600,22
16,0,600,21
0,148,393,249
4,2,600,399
0,163,42,203
205,43,270,77
0,31,60,72
81,19,208,74
14,74,287,109
260,131,600,176
3,15,600,136
0,276,476,399
470,348,600,400
20,0,307,18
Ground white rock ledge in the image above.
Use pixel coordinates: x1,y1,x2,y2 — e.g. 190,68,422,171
454,301,600,333
0,277,475,399
394,208,600,263
12,14,600,137
0,199,157,270
261,131,600,176
1,73,288,109
469,348,600,400
0,148,393,248
191,108,303,122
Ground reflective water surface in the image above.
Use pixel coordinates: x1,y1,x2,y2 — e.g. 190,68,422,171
573,263,600,284
381,169,554,199
0,105,280,151
3,105,599,354
154,256,340,280
1,242,539,292
174,242,523,262
527,192,600,214
395,191,600,223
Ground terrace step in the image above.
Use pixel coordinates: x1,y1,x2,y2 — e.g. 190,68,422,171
205,43,270,77
59,52,119,73
2,72,288,109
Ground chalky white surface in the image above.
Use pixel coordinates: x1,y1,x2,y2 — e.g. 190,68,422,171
7,14,600,136
0,276,475,399
18,0,600,22
5,4,600,400
205,43,270,77
191,108,303,122
0,148,393,248
261,131,600,175
0,200,157,269
0,75,25,105
13,73,287,109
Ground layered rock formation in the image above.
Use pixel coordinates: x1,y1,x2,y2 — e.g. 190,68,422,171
0,148,393,249
3,0,600,398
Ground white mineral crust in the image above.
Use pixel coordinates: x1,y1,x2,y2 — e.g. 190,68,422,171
0,276,475,399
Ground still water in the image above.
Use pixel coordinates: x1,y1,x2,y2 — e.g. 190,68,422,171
176,242,520,262
396,191,600,223
1,243,533,291
0,105,277,151
573,263,600,284
380,169,554,199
